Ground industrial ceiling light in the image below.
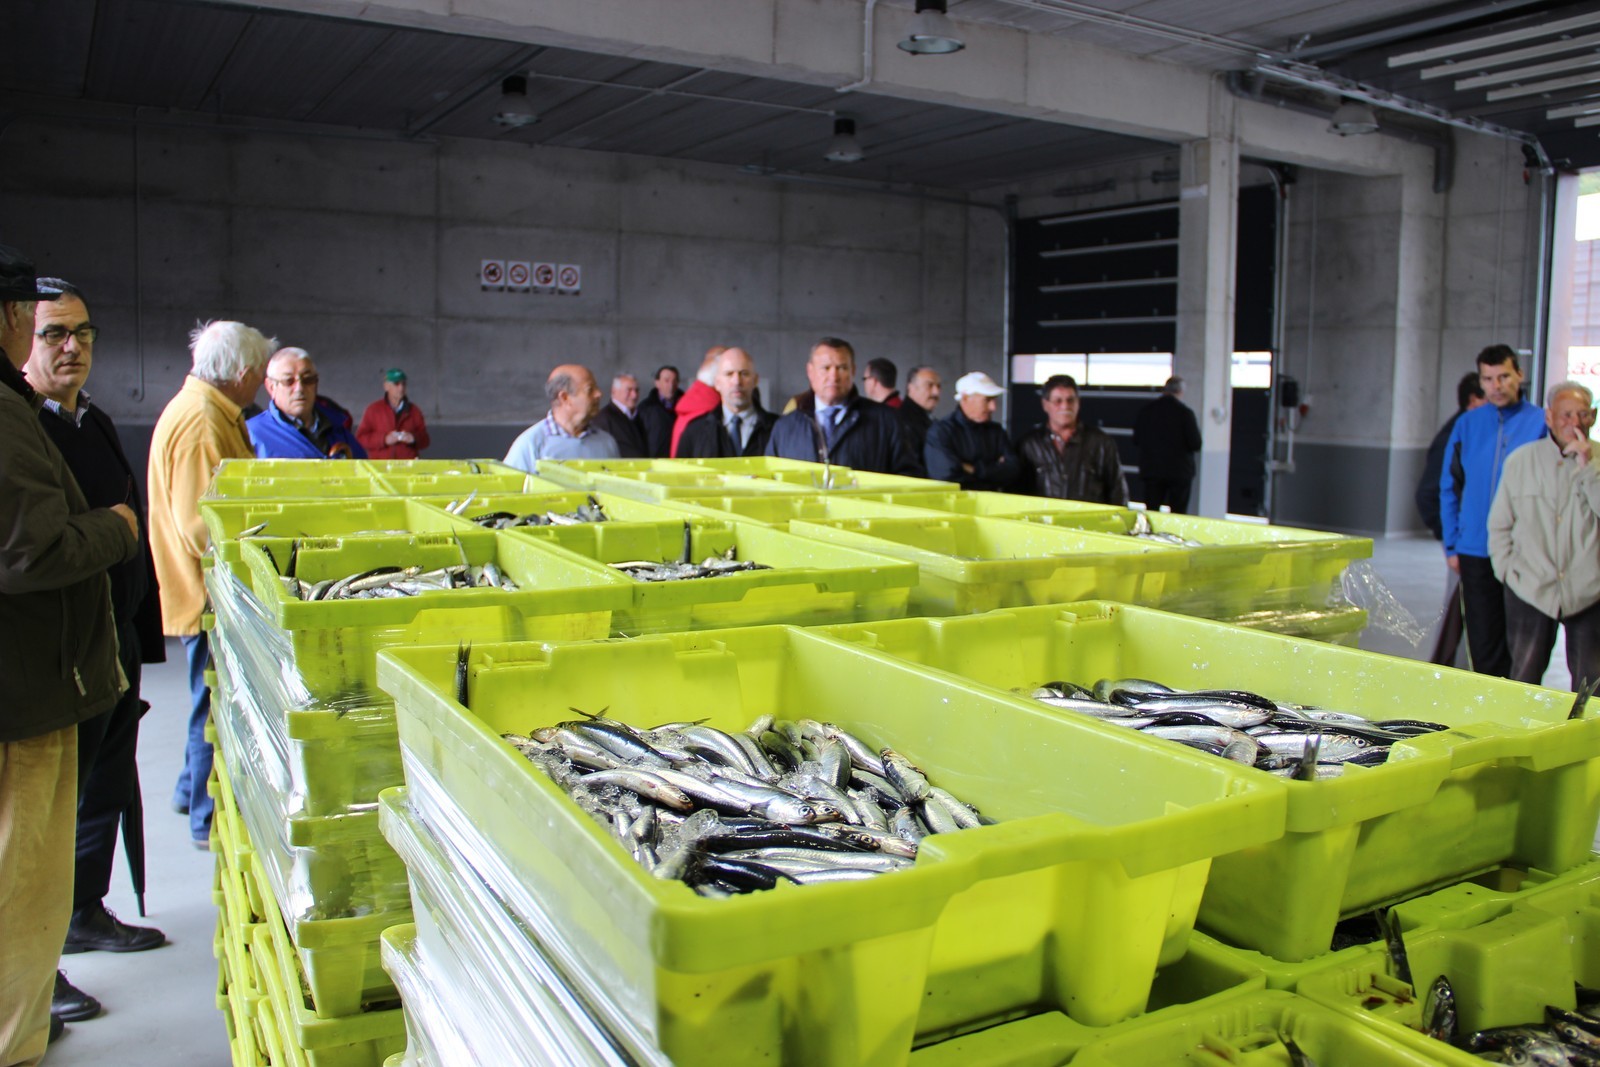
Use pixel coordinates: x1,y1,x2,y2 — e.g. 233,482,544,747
493,75,538,128
824,117,865,162
898,0,965,55
1328,98,1379,136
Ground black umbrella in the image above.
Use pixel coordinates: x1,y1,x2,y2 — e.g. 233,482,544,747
122,700,151,916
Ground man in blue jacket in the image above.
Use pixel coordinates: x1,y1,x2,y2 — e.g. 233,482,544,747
766,338,920,476
248,348,365,460
1440,345,1545,676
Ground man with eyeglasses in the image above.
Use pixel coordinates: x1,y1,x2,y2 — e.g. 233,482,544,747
149,319,276,850
23,279,169,1029
0,246,139,1061
247,348,365,460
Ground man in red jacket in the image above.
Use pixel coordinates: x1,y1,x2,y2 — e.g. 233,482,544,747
356,368,430,459
669,345,727,457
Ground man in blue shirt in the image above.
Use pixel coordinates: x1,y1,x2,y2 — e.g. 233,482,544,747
504,363,620,470
247,348,365,460
1440,345,1546,676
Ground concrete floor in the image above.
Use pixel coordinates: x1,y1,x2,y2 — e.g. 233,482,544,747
37,533,1580,1066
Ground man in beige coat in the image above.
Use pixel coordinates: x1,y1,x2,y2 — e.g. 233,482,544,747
1488,380,1600,689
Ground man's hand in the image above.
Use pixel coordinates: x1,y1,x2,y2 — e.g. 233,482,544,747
961,462,975,474
1562,426,1592,463
110,503,138,541
385,431,401,446
1447,554,1460,574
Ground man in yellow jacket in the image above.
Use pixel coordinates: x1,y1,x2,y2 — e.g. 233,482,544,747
1488,380,1600,690
147,320,276,847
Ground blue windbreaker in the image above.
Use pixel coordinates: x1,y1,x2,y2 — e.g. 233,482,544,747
1439,398,1544,558
248,399,367,460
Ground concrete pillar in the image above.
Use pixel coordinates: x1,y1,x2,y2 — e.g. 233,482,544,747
1175,89,1239,518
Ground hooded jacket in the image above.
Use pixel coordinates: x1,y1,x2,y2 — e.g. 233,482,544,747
1440,398,1546,559
0,358,137,741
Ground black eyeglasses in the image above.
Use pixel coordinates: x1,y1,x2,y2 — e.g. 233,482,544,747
35,324,98,346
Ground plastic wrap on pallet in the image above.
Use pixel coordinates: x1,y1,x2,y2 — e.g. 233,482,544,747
206,561,400,818
381,789,665,1067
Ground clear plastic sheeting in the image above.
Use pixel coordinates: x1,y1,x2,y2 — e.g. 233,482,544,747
381,789,658,1067
383,782,668,1067
205,562,402,819
1340,560,1430,648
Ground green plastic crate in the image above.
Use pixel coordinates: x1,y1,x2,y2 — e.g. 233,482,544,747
669,457,958,495
624,491,956,530
371,470,544,497
532,457,695,488
1067,989,1443,1066
851,489,1127,521
1218,605,1369,646
1294,857,1600,1065
815,602,1600,962
253,918,405,1067
202,499,419,565
377,625,1288,1065
786,514,1187,616
238,531,634,701
356,459,521,478
408,490,691,531
1000,508,1373,618
205,457,390,500
580,467,822,501
507,516,919,632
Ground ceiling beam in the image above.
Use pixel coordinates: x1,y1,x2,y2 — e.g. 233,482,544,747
1387,9,1600,67
1420,29,1600,80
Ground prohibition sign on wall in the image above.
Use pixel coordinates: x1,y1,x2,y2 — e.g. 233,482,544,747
532,263,556,289
480,260,505,289
557,264,582,294
507,261,531,291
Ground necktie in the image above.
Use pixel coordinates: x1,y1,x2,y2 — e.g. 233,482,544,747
819,405,842,448
727,413,744,453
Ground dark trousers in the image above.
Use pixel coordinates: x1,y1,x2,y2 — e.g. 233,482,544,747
1457,554,1511,677
1429,575,1466,667
172,633,213,839
1505,588,1600,690
1142,477,1192,514
73,626,144,912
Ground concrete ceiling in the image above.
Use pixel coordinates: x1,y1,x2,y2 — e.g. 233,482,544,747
1,0,1596,192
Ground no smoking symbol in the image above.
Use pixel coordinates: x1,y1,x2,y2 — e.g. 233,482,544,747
481,261,503,285
533,264,556,287
507,262,530,287
558,266,580,288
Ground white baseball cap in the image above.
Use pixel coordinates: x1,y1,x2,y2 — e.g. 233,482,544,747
954,371,1005,398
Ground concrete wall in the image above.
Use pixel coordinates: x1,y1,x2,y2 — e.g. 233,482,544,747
0,110,1005,466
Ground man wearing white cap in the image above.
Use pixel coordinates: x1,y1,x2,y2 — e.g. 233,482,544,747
1015,373,1129,505
924,371,1021,491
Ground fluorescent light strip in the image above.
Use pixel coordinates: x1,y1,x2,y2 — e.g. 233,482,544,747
1421,31,1600,79
1454,50,1600,91
1388,11,1600,67
1548,97,1600,119
1485,69,1600,102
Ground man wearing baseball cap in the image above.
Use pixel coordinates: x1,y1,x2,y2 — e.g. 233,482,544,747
0,245,139,1059
924,371,1022,491
357,368,430,460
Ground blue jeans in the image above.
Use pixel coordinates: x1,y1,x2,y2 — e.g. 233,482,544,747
172,633,213,839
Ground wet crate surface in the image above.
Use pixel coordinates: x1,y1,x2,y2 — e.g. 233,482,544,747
785,513,1187,616
377,624,1288,1066
815,602,1598,963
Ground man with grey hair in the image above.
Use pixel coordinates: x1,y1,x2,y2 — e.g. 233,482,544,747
248,347,365,459
591,372,648,458
1133,376,1203,513
1488,381,1600,689
148,319,275,848
504,364,619,470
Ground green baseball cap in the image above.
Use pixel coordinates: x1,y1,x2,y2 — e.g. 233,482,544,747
384,368,406,383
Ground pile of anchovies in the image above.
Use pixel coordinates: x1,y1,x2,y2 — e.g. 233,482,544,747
462,497,610,530
1421,974,1600,1064
502,715,987,896
610,554,773,582
1127,511,1202,547
1029,678,1449,779
280,562,519,600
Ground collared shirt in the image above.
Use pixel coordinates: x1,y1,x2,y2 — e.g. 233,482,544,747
503,411,621,471
723,405,758,450
41,389,92,428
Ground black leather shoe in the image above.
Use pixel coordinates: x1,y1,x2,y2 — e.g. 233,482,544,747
48,1013,65,1044
62,902,167,954
52,971,100,1023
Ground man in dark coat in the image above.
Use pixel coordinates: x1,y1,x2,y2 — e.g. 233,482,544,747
677,348,777,458
590,373,649,459
24,279,169,1024
1015,374,1128,505
924,372,1022,491
766,338,920,476
636,364,681,458
1416,371,1484,665
896,366,941,476
0,247,139,1061
1133,376,1204,513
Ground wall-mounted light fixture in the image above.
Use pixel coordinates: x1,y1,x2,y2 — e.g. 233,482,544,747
824,117,865,162
898,0,965,55
493,75,539,128
1328,99,1379,136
